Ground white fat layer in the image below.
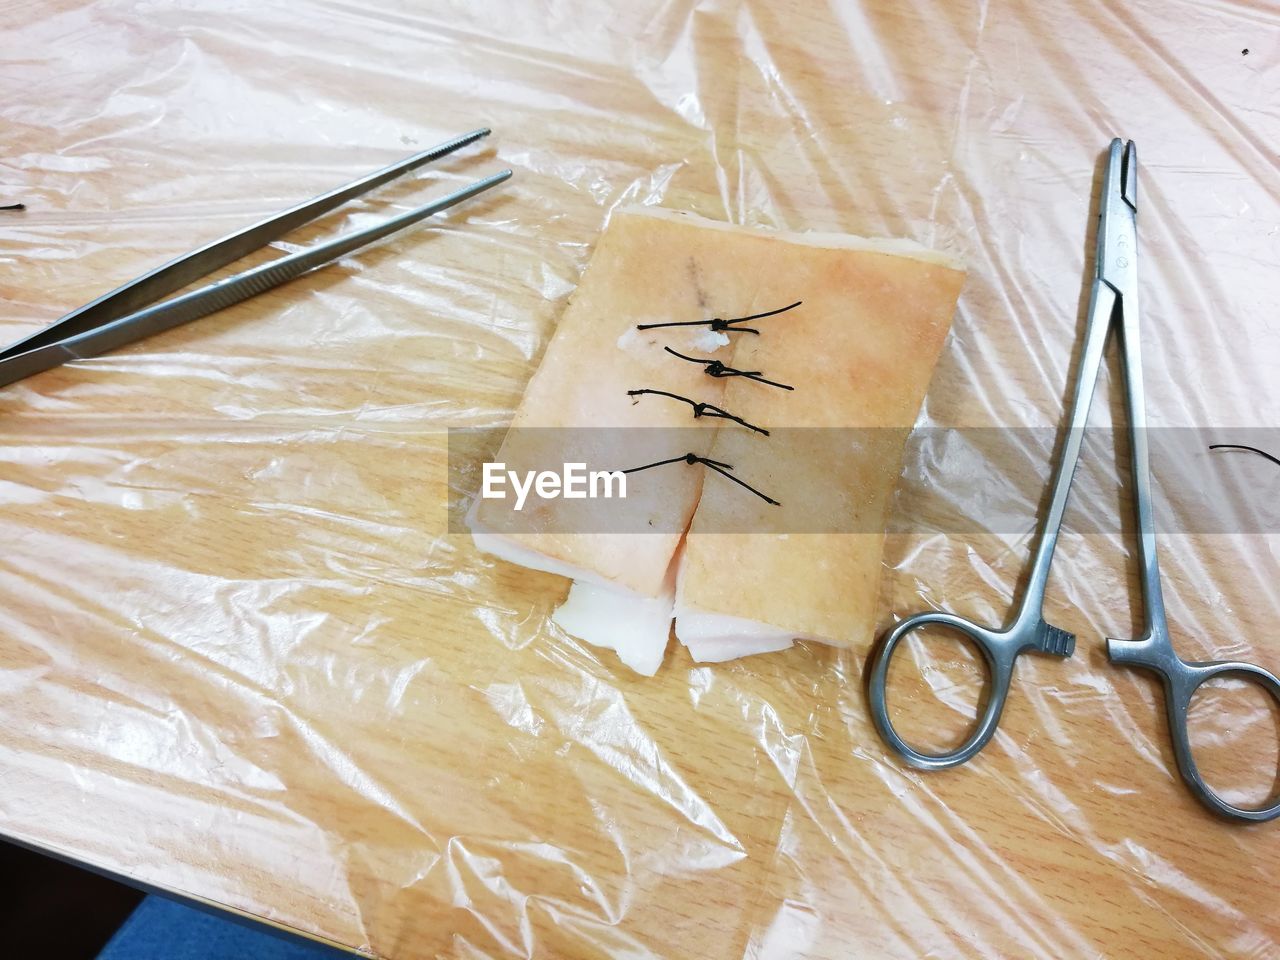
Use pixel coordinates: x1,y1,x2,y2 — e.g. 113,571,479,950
470,499,676,675
467,500,618,590
683,633,795,663
672,547,801,662
673,606,796,662
553,580,674,676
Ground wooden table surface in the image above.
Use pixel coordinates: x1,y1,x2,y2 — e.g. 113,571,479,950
3,1,1279,957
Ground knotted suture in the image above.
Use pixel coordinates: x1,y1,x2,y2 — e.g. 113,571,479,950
636,299,802,336
622,452,779,506
627,388,769,435
620,299,800,508
662,347,794,391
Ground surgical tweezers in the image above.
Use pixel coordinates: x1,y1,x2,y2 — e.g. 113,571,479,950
0,128,511,388
868,140,1280,822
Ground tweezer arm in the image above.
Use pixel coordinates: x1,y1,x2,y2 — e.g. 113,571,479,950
0,128,491,362
0,169,511,387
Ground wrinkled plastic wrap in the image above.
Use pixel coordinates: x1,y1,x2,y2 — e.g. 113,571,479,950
2,1,1279,957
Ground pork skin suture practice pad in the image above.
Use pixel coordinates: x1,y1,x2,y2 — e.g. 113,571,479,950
470,207,964,675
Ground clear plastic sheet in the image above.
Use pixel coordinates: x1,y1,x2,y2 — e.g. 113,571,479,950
2,1,1279,956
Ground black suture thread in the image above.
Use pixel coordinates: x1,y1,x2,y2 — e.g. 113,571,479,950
623,452,730,474
662,346,794,391
627,388,769,435
621,451,779,506
0,202,24,211
635,300,802,335
1209,443,1280,468
703,457,780,505
636,318,759,335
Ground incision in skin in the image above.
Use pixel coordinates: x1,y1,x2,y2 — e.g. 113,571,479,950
687,254,706,310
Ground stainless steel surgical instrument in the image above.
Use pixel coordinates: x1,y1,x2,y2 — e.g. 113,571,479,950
0,128,510,388
867,139,1280,822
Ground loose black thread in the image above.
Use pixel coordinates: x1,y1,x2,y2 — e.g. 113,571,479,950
636,300,802,336
622,451,779,506
628,387,769,435
0,203,24,211
663,346,794,390
1209,443,1280,468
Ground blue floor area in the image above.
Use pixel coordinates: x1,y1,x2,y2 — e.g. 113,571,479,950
97,895,352,960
